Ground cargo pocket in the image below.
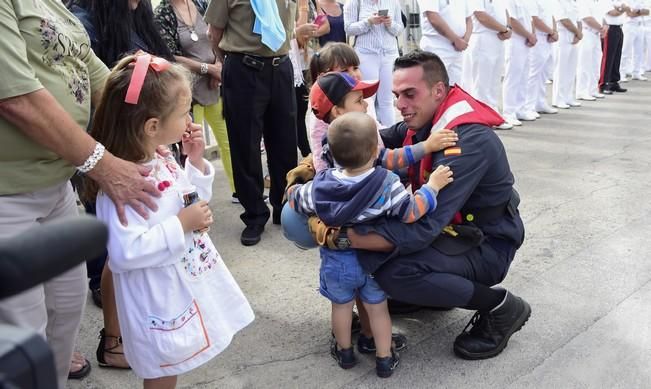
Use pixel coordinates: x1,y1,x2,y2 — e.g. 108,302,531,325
147,299,210,368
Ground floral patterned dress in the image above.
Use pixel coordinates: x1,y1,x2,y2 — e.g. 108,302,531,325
96,153,254,378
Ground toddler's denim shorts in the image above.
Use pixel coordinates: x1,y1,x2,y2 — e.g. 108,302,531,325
319,248,386,304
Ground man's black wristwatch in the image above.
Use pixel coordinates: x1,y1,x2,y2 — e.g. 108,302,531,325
334,227,352,250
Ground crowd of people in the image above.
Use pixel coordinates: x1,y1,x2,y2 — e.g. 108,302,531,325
0,0,649,387
416,0,651,129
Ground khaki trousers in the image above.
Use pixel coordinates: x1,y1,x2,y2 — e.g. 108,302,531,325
0,181,87,389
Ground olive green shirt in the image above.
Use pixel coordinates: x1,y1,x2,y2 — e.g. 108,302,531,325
204,0,296,57
0,0,109,195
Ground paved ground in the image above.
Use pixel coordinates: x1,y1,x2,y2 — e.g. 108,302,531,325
70,77,651,389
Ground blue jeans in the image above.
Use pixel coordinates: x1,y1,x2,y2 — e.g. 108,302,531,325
319,248,386,305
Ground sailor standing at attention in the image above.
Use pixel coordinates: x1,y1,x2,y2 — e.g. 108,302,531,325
417,0,473,86
502,0,538,126
552,0,583,109
523,0,560,118
576,0,608,100
464,0,514,129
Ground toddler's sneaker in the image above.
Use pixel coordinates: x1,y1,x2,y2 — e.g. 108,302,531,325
357,333,407,354
376,349,400,378
330,339,357,369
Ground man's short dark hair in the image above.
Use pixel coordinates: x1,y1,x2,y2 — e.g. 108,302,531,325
393,50,450,87
328,112,378,170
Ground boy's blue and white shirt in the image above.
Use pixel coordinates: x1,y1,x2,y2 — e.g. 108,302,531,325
287,166,438,226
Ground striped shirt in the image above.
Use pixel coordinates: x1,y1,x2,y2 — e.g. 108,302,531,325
287,167,438,225
343,0,404,54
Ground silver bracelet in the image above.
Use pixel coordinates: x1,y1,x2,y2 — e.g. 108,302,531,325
200,63,208,75
77,142,105,173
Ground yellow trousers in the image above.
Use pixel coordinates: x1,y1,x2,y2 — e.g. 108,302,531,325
193,101,235,193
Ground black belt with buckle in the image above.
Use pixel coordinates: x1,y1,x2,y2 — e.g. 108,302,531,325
227,52,288,71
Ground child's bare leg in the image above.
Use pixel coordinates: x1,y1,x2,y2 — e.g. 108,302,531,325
144,375,177,389
356,296,372,338
362,300,392,358
332,301,356,349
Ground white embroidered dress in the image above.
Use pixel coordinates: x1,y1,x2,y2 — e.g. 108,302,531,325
96,153,255,379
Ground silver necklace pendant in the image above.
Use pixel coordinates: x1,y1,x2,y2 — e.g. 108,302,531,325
190,31,199,42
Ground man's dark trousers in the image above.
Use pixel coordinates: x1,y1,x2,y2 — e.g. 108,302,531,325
373,237,517,308
223,53,298,227
600,25,624,90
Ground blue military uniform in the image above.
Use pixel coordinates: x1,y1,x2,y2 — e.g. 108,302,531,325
354,121,525,309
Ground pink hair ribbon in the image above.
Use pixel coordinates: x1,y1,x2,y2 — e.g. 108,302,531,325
124,53,171,105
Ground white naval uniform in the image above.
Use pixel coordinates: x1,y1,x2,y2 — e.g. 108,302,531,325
463,0,509,110
417,0,472,85
576,0,605,97
621,0,649,77
553,0,581,106
525,0,559,112
503,0,537,117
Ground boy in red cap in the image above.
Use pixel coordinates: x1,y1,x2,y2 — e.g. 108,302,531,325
309,72,457,172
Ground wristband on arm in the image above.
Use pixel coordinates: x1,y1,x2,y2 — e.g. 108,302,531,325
76,142,105,173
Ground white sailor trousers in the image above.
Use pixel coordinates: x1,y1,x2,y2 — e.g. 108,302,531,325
503,35,531,116
525,33,553,112
466,32,505,111
576,29,602,98
621,23,646,77
356,48,398,127
553,28,579,106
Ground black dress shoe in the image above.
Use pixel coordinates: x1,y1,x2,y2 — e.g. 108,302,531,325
611,85,627,92
600,88,614,95
240,225,264,246
453,291,531,360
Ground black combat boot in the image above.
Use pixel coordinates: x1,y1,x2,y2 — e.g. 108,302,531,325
453,291,531,360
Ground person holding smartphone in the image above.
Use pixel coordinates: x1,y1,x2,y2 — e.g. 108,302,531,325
344,0,405,127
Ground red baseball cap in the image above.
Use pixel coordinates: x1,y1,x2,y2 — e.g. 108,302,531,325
310,72,379,122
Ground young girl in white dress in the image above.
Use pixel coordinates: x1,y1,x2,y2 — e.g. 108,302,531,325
87,53,254,388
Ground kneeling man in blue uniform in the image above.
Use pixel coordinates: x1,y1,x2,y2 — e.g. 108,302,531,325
285,50,530,360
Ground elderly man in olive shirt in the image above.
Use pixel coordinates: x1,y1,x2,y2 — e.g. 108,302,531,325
206,0,304,246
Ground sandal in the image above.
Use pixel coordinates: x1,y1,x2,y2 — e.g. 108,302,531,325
96,328,130,369
68,352,91,380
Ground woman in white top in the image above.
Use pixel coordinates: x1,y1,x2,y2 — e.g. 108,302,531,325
344,0,404,127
